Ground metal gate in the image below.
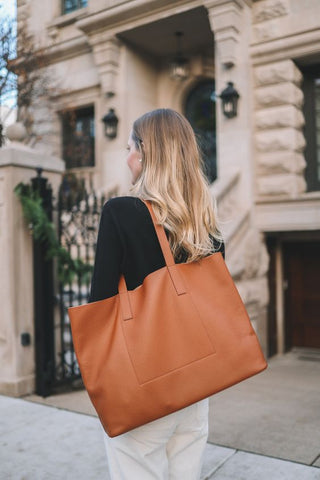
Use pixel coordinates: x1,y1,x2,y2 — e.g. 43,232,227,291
32,169,117,396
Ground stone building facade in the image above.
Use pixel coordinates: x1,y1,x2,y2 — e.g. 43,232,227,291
16,0,320,358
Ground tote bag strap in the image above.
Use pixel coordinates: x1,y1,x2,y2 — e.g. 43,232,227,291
141,200,186,296
142,200,176,267
118,200,187,316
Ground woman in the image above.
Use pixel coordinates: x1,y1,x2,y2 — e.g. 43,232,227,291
89,108,224,479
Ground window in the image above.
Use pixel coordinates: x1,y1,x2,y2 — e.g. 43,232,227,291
62,106,95,169
62,0,88,15
302,66,320,191
184,80,217,184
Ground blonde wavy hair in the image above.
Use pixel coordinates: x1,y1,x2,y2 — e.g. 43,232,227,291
130,108,222,263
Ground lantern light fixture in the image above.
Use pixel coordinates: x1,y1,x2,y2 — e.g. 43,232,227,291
102,108,119,139
170,31,189,81
219,82,240,118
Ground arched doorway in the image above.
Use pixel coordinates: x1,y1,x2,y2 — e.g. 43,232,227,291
184,80,217,183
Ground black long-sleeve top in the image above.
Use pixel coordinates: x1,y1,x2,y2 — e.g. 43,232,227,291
89,196,225,303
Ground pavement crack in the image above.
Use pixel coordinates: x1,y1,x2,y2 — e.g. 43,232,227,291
202,448,238,479
311,452,320,466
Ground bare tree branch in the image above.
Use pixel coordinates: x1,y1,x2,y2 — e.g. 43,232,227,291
0,8,61,147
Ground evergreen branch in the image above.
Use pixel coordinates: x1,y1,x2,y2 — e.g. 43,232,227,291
14,182,93,286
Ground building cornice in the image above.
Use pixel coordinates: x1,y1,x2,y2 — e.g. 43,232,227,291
76,0,203,35
255,193,320,232
204,0,251,9
41,36,91,65
251,28,320,65
48,7,89,29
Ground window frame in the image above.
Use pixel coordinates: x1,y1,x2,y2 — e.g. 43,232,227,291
62,0,88,16
302,64,320,192
184,79,217,184
61,105,95,170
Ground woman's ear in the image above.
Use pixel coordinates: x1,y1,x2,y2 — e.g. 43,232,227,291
139,140,145,158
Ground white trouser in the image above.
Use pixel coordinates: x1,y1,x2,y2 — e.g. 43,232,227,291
102,398,209,480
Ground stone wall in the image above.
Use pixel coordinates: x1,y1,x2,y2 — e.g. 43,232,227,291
212,171,270,353
254,60,306,198
251,0,319,199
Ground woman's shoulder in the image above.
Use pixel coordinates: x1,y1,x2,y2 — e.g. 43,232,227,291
103,196,145,212
102,196,148,222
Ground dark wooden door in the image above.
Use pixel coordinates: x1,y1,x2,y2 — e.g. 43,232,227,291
284,241,320,349
266,237,278,357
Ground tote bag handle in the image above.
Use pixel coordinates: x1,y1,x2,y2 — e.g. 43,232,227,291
118,200,187,320
143,200,176,267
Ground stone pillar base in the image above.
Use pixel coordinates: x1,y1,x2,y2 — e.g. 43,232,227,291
0,374,35,397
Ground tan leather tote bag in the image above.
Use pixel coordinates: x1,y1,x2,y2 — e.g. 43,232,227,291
68,200,267,437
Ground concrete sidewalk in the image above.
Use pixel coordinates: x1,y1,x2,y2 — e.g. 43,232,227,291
209,349,320,467
0,394,319,480
1,350,320,479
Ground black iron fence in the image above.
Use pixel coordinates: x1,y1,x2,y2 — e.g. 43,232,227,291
31,169,117,396
32,170,55,397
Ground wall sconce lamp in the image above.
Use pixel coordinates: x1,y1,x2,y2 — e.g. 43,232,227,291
102,108,119,139
170,32,189,81
219,82,240,118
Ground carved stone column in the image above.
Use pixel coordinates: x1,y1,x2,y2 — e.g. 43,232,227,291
205,0,246,69
205,1,269,353
204,0,253,181
87,34,121,97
